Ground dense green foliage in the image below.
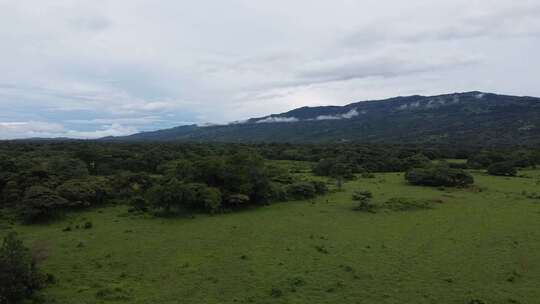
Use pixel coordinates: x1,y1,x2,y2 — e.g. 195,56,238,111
405,165,474,187
0,233,47,304
1,142,538,223
487,162,517,177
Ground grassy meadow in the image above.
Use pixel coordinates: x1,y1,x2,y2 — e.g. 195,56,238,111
2,165,540,304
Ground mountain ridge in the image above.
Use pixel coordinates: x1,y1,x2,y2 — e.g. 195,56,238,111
104,91,540,145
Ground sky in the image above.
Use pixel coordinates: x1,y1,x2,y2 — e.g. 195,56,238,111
0,0,539,139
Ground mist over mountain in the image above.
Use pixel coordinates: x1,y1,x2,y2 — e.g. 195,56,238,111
105,91,540,146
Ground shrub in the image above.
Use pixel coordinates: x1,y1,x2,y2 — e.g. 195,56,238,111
310,180,328,195
360,172,375,179
268,182,288,202
130,196,148,212
286,182,316,200
224,194,250,207
405,165,474,187
352,190,375,212
449,163,468,169
0,233,47,303
402,153,430,170
487,162,517,177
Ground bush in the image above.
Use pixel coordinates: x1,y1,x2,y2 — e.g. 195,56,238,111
405,165,474,187
360,172,375,179
310,180,328,195
402,153,430,170
0,233,47,303
487,162,517,177
449,163,468,169
268,182,288,202
130,196,148,212
352,190,375,212
224,194,250,207
286,182,316,200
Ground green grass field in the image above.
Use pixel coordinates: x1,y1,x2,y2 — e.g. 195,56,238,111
2,168,540,304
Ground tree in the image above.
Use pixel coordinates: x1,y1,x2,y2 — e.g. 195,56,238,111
405,165,474,187
185,183,222,213
20,186,67,223
47,158,89,181
147,179,223,214
402,153,430,170
286,182,316,200
487,162,517,177
0,233,47,304
57,178,110,207
160,160,195,181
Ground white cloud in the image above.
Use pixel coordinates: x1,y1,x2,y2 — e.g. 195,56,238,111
315,108,359,121
0,121,136,139
0,121,66,139
256,116,299,124
65,124,137,138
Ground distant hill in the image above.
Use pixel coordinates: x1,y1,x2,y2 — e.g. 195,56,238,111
106,92,540,146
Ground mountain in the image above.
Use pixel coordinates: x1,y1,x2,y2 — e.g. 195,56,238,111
107,92,540,145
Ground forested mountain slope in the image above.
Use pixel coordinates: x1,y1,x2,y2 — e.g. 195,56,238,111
108,92,540,145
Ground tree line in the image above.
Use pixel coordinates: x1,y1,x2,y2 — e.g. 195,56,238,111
1,141,539,223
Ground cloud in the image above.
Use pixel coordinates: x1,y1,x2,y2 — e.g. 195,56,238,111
0,121,65,139
65,124,137,138
0,121,136,139
293,51,479,87
0,0,539,138
315,108,360,121
343,1,540,46
256,116,299,124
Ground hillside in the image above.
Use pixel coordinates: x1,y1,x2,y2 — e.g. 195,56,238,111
108,92,540,145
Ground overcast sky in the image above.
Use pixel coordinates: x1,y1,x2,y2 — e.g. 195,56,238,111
0,0,539,139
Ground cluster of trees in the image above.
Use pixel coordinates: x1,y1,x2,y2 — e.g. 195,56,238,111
467,149,540,176
0,153,111,222
0,143,332,222
405,164,474,187
313,152,431,180
1,141,539,222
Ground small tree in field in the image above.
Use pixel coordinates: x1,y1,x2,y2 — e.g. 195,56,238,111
405,165,474,187
487,162,517,177
0,233,47,304
352,190,375,212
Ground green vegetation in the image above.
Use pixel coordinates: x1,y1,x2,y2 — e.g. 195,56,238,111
405,164,474,187
0,233,49,303
487,162,518,177
1,168,539,303
112,92,540,146
1,142,540,303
